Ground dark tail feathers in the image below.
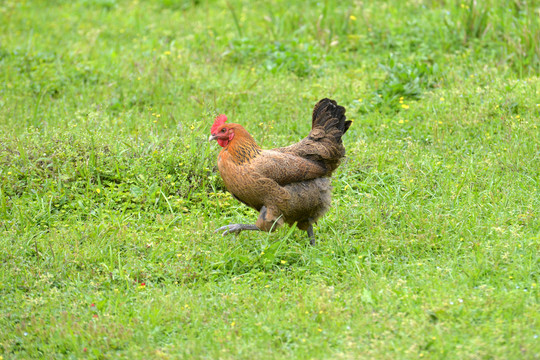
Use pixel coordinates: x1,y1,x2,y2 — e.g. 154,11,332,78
273,98,350,175
311,98,352,143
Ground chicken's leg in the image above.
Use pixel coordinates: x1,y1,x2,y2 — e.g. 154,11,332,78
307,225,315,245
215,206,283,236
214,224,260,236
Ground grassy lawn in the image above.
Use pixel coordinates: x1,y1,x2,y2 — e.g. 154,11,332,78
1,0,539,358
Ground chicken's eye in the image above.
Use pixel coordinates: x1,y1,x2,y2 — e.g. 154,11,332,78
221,128,226,133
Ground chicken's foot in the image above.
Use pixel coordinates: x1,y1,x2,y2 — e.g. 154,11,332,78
307,225,315,245
214,224,260,236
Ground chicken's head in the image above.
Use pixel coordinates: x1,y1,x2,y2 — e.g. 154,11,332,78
209,114,235,147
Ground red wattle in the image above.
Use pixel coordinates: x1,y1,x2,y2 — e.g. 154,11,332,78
217,139,228,147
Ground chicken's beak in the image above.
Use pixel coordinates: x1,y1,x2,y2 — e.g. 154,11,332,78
208,134,217,142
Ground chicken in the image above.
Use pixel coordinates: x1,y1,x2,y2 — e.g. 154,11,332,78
208,98,351,245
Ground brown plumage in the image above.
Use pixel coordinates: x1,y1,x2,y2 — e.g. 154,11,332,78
209,98,351,244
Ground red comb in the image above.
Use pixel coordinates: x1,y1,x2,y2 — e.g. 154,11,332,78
211,114,227,134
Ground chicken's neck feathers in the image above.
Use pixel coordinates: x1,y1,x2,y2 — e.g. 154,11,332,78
221,134,262,165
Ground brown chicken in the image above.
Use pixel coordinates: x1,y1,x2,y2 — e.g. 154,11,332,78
209,98,351,244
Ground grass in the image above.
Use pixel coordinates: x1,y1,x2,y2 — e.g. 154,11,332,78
0,0,539,358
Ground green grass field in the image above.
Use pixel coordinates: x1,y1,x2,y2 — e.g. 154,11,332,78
1,0,539,358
